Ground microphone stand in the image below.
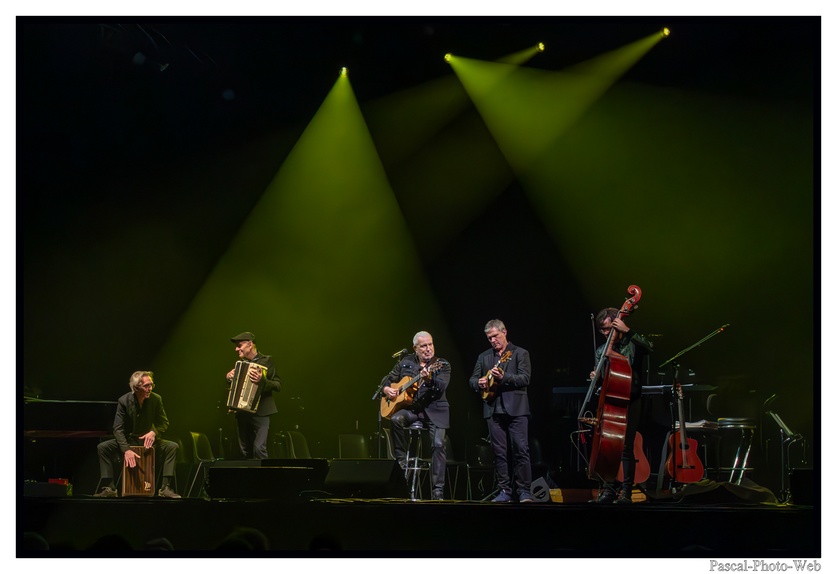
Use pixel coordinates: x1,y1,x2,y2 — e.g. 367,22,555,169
372,375,389,458
658,323,730,370
372,350,407,459
657,324,729,492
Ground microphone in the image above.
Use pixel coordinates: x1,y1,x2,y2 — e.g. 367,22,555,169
392,348,409,359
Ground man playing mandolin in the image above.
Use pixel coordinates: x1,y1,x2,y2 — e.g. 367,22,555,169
469,319,534,503
589,308,654,504
382,331,451,500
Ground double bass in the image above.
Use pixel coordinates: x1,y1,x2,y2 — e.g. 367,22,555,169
579,285,642,483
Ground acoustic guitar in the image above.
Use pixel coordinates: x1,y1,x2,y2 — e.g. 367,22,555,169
481,350,512,403
665,382,705,484
380,360,447,419
617,431,651,485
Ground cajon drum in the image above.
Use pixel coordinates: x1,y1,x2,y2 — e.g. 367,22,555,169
122,445,156,497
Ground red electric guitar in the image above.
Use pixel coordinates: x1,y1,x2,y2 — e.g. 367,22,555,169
665,382,705,483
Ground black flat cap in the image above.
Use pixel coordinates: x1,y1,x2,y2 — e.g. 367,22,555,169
230,332,256,342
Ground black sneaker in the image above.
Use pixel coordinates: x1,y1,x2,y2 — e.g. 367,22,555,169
614,490,632,504
590,488,617,503
93,486,118,498
158,485,181,499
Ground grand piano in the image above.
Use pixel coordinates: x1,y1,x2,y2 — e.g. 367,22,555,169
23,398,118,495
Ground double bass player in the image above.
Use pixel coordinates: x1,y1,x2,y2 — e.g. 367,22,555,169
587,307,654,503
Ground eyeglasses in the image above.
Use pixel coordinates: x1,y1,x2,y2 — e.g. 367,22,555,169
138,383,155,390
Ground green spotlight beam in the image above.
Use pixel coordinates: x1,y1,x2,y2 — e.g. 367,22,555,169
522,83,813,393
152,72,457,441
449,32,664,175
497,45,543,65
363,75,515,259
356,46,543,260
362,75,473,168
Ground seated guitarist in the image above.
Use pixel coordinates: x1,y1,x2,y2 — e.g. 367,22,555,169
382,331,451,500
589,308,654,504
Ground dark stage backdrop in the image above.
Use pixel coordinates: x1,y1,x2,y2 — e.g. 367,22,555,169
20,16,818,496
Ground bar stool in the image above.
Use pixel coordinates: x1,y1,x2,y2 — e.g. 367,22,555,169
717,417,756,484
404,421,429,501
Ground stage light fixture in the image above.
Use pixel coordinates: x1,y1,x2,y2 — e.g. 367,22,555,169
340,67,348,77
444,53,453,63
538,43,545,52
661,27,671,37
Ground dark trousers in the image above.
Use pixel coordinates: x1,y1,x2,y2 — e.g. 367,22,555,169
97,438,178,480
235,412,271,459
390,409,446,495
487,413,532,496
619,397,643,486
600,394,643,494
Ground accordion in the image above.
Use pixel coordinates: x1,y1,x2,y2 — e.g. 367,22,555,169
226,360,267,414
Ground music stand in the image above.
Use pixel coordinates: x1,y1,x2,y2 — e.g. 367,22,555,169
764,398,805,503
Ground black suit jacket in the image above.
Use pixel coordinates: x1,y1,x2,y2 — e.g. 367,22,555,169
227,352,282,417
112,391,171,453
469,343,531,418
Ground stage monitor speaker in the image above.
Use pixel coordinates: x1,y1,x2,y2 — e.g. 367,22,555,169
261,458,329,476
324,459,408,498
207,460,328,500
212,459,262,467
531,477,551,503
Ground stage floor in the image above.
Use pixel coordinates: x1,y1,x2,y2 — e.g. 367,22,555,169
20,492,818,557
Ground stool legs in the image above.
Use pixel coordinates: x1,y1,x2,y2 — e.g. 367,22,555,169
404,428,426,501
728,428,754,485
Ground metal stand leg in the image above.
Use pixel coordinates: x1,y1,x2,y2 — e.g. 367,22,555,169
729,427,754,485
404,424,425,501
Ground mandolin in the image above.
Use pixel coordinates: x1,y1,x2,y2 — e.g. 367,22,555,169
665,382,705,484
380,360,447,419
481,351,513,403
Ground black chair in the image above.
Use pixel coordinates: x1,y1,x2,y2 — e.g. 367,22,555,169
169,436,189,495
338,433,370,458
444,435,471,500
380,428,397,459
185,431,216,498
468,442,497,500
286,430,312,458
270,430,312,459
